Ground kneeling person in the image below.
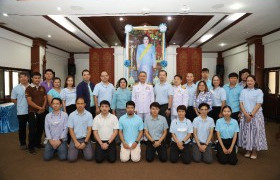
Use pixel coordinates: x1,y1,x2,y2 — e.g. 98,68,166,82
144,102,168,162
44,98,68,161
119,101,143,162
93,100,119,163
68,97,93,162
169,105,193,164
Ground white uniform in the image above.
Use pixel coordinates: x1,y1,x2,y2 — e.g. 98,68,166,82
171,85,188,121
132,83,154,121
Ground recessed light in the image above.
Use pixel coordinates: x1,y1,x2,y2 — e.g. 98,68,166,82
167,16,172,21
230,3,243,10
115,43,118,46
245,31,249,34
3,13,8,17
173,42,176,45
57,7,61,11
47,35,52,38
200,34,213,43
220,43,226,47
119,17,124,21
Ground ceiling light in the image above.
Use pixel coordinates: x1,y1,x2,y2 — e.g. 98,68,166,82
220,43,226,47
230,3,243,10
57,7,61,11
48,15,76,32
173,42,176,45
3,13,8,17
142,8,150,15
228,13,245,21
47,35,52,38
167,16,172,21
115,43,118,46
180,6,190,13
200,34,213,43
119,17,124,21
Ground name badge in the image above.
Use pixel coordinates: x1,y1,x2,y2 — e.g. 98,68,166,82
177,128,187,132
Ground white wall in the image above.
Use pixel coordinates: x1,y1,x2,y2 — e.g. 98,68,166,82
46,46,69,85
222,44,248,84
202,53,217,80
0,28,32,69
74,53,89,84
263,30,280,68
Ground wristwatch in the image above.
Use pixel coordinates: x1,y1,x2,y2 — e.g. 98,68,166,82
167,108,171,111
135,140,139,144
152,140,156,144
106,141,110,145
84,141,88,145
182,140,185,144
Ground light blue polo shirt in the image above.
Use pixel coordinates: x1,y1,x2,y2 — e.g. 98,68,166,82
154,82,174,105
184,83,197,107
192,116,215,144
11,84,29,115
210,86,227,106
93,82,115,106
215,118,239,139
68,110,93,139
119,113,143,145
239,88,263,113
223,84,243,113
170,118,193,144
196,79,213,90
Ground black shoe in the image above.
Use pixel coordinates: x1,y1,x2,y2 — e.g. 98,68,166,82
35,144,45,149
29,148,36,155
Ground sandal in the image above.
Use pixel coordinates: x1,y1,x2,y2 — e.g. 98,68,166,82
244,151,251,158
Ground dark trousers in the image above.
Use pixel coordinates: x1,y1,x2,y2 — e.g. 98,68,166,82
208,106,221,124
170,141,192,164
66,104,76,144
146,141,168,162
28,112,46,149
231,112,240,121
159,104,171,144
186,106,197,121
17,114,29,146
95,140,117,163
216,138,238,165
89,106,96,142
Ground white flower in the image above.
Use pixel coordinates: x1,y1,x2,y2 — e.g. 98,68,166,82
125,24,133,33
159,23,167,33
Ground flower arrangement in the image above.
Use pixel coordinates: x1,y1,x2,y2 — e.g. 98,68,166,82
124,59,131,67
125,24,133,33
160,60,168,67
159,23,167,33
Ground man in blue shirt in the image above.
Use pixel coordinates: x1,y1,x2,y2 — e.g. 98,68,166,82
196,68,213,89
67,97,94,162
119,101,143,162
11,72,30,150
223,72,243,121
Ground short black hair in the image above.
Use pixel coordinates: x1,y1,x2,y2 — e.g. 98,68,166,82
177,105,187,113
138,71,147,75
228,72,239,79
198,103,210,110
51,97,62,104
117,78,127,88
150,102,160,109
159,70,167,76
53,77,61,82
240,68,251,75
222,105,232,113
31,72,41,78
82,69,90,76
174,74,182,80
45,69,54,75
126,100,135,108
100,100,110,107
19,71,29,77
202,68,209,72
76,97,85,103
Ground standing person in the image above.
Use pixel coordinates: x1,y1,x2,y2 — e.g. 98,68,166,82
132,71,154,122
196,68,213,89
44,98,68,161
93,71,115,115
112,78,132,119
40,69,54,94
223,72,243,121
184,73,197,121
192,103,215,164
25,72,47,154
169,105,193,164
47,77,62,112
171,75,188,121
154,70,174,144
119,101,144,163
216,106,239,165
11,72,30,150
136,35,156,84
208,75,226,122
238,75,268,159
239,68,251,88
144,102,168,162
193,81,213,116
61,75,76,115
93,100,119,163
76,69,95,117
67,97,94,162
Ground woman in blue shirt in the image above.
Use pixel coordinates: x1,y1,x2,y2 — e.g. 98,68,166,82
238,75,268,159
112,78,132,119
216,105,239,165
61,76,76,115
47,77,62,112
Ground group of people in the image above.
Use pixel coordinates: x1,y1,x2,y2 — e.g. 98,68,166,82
10,67,268,164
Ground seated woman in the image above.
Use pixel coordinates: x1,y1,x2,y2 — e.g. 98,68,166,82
215,105,239,165
169,105,193,164
192,103,215,164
